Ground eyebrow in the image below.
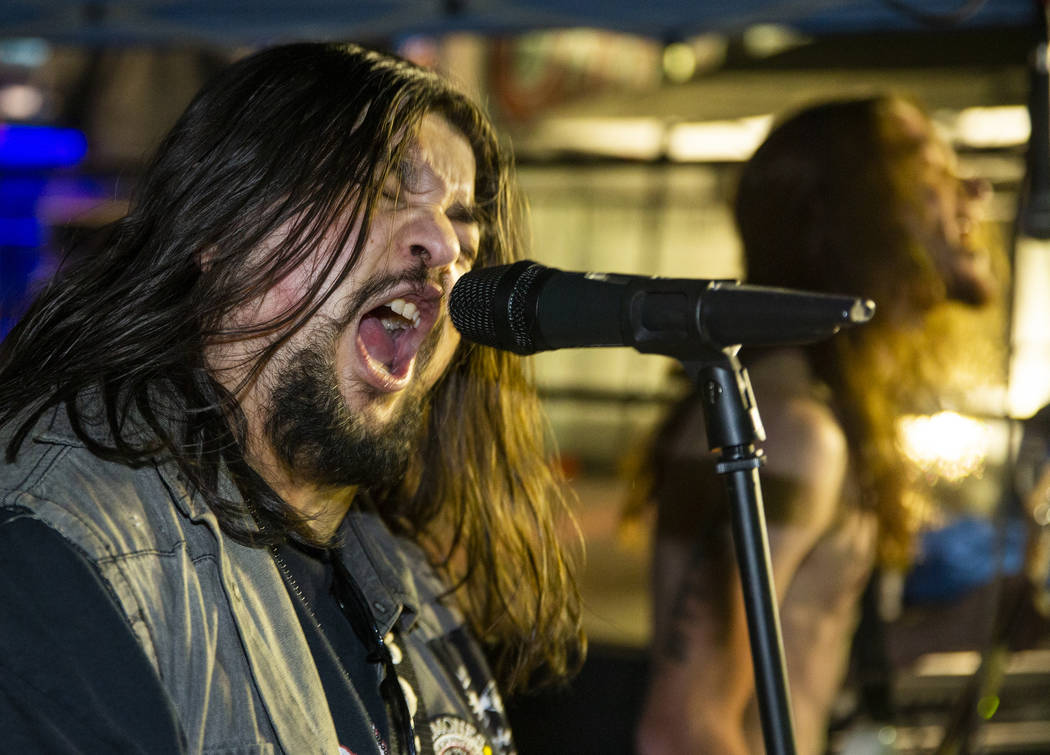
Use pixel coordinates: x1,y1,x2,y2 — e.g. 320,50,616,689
394,156,481,226
396,157,423,190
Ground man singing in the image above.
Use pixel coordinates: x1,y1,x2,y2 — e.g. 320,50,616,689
0,42,582,754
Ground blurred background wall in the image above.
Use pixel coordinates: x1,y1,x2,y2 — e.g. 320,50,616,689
0,2,1047,752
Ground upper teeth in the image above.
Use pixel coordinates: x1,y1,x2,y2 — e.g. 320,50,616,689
383,298,420,329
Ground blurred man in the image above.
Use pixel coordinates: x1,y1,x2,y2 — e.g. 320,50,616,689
633,95,1000,755
0,43,581,755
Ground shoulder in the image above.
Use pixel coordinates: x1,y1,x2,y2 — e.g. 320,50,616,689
761,395,848,483
745,351,850,535
1,404,192,561
747,349,848,484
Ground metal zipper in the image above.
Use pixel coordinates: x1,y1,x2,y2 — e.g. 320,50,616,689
270,545,324,628
269,545,391,755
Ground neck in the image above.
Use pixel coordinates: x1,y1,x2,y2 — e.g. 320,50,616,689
246,441,359,543
279,481,359,543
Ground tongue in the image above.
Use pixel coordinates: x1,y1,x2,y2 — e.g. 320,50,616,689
359,314,397,369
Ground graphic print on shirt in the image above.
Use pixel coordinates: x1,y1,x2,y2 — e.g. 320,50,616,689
429,715,490,755
430,627,516,755
385,623,516,754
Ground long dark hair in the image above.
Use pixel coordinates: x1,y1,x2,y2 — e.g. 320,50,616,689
0,42,582,690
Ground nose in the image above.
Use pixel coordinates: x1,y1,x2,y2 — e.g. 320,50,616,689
961,175,991,203
406,209,460,272
956,176,990,235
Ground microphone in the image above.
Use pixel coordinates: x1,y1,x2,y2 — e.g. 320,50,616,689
448,260,874,358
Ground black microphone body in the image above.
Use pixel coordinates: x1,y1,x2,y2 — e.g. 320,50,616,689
449,260,875,358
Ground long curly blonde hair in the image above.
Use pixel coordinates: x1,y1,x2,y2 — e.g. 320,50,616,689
734,95,1007,566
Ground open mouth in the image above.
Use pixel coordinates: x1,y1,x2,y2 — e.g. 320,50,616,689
356,291,440,390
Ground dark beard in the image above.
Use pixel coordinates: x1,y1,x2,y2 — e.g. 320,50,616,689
265,324,427,490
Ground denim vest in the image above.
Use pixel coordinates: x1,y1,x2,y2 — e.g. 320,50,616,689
0,405,513,755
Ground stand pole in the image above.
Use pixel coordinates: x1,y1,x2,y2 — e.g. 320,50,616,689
684,352,797,755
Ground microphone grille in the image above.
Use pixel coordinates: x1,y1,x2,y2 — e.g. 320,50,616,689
449,261,546,354
506,262,546,352
449,265,502,345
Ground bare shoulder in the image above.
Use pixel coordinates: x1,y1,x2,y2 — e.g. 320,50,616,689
744,350,849,538
762,396,847,482
746,350,848,484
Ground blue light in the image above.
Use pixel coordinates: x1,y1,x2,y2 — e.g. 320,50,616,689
0,177,48,216
0,124,87,169
0,217,44,247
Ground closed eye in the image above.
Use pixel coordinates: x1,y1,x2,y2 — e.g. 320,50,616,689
457,244,478,271
448,201,480,267
379,178,404,208
447,201,481,227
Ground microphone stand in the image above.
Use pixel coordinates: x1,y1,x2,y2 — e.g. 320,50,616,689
681,346,797,755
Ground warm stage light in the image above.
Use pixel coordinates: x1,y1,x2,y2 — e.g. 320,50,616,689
897,411,994,482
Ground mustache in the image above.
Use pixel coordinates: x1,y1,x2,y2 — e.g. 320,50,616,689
335,260,437,330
